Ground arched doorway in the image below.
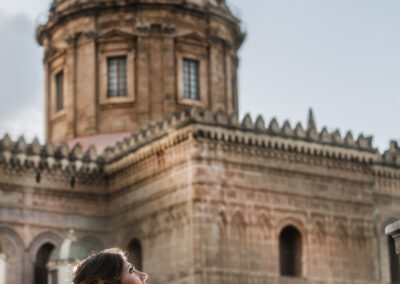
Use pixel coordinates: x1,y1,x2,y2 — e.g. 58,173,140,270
34,243,55,284
388,236,400,283
279,226,302,277
127,239,143,271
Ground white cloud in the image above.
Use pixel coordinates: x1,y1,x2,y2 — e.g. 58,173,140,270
0,10,44,142
0,0,50,22
0,104,44,143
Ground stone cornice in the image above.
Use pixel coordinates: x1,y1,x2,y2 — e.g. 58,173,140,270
37,0,242,45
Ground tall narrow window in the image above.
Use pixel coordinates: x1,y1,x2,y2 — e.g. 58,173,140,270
127,239,143,271
55,71,63,112
107,56,127,97
388,236,400,282
183,58,199,100
280,226,302,277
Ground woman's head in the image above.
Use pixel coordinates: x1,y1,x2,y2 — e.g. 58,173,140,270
72,248,147,284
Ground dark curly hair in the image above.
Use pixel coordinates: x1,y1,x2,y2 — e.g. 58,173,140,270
72,248,127,284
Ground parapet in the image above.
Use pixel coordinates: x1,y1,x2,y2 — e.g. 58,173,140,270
0,107,387,176
0,135,103,174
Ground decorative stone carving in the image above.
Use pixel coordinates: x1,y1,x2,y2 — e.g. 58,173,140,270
242,114,253,129
307,108,317,131
135,23,151,35
215,109,228,125
268,118,280,134
83,31,98,39
281,121,293,137
344,131,355,147
319,127,331,143
294,123,306,139
65,34,78,45
332,130,342,145
161,24,176,34
255,115,265,131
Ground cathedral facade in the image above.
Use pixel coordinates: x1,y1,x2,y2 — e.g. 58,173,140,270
0,0,400,284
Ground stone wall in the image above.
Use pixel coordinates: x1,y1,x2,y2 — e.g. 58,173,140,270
0,110,399,284
190,128,377,284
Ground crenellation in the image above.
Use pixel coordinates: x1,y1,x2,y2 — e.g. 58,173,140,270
332,129,342,145
319,127,331,143
294,122,306,139
357,134,373,149
307,126,319,141
254,115,265,131
344,131,355,147
282,120,293,137
268,117,280,134
241,113,253,129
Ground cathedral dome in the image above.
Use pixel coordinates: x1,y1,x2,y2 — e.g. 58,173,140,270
37,0,244,144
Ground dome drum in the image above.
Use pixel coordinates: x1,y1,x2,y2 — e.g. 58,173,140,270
37,0,245,144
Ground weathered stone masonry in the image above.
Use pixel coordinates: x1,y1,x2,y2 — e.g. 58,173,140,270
1,108,400,283
1,0,400,283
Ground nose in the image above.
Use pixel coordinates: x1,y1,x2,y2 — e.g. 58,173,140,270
138,271,148,282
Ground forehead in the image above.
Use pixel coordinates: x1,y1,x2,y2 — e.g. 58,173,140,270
123,261,132,270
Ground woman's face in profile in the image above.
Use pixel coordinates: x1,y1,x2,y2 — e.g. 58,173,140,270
120,262,148,284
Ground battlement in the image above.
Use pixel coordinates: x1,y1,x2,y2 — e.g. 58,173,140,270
1,108,385,175
0,135,103,174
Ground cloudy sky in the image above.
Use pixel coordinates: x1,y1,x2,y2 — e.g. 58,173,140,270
0,0,399,152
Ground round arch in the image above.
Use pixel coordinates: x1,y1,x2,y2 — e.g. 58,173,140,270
0,227,25,284
28,231,62,284
275,217,307,241
28,231,62,262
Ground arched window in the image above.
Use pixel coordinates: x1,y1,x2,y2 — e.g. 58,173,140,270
34,243,55,284
127,239,143,271
388,236,400,283
0,240,5,284
279,226,302,277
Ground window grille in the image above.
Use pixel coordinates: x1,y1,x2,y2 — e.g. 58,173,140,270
107,56,127,97
55,71,63,112
183,58,199,100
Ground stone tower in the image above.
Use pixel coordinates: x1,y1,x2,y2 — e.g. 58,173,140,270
36,0,245,144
